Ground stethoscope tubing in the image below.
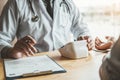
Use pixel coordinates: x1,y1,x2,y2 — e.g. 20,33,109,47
28,0,70,22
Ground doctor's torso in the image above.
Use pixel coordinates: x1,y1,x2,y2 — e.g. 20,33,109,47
0,0,78,52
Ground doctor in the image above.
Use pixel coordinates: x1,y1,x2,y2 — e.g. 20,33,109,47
0,0,93,59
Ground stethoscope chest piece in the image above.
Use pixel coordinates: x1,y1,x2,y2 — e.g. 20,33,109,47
31,15,39,22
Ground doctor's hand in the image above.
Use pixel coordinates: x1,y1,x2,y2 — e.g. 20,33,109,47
8,35,37,59
95,36,114,50
77,36,94,51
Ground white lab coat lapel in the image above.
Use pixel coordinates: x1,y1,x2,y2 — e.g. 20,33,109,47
53,0,63,26
53,0,71,28
53,0,73,49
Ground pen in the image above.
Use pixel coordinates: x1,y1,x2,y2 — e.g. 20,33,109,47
22,70,53,77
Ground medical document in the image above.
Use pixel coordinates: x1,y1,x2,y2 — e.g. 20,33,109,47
4,55,66,78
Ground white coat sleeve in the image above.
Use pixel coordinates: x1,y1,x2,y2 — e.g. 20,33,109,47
0,0,19,57
71,5,91,39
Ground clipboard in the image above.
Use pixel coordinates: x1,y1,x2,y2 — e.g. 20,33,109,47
3,55,66,80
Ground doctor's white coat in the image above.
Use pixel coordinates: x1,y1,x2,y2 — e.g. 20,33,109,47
0,0,90,54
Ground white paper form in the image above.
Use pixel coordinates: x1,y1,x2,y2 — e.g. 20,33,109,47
4,55,65,77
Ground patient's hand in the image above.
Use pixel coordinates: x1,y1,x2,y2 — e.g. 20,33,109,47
95,36,114,50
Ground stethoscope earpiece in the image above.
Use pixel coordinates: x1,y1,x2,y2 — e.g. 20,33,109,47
31,16,39,22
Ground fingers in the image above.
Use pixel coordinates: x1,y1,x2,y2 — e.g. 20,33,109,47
13,35,37,57
105,36,110,39
22,35,36,45
15,42,32,56
95,37,107,50
87,38,94,50
78,36,89,41
15,44,31,57
95,42,112,50
21,42,36,56
95,37,103,46
105,36,114,42
78,36,94,51
28,44,37,53
95,36,114,50
78,36,114,51
84,36,94,50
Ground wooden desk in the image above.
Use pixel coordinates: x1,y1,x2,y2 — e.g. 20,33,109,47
0,50,105,80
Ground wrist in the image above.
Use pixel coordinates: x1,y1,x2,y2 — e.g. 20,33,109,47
1,46,13,59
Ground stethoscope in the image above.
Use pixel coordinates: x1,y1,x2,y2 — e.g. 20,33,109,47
28,0,39,22
28,0,70,22
60,0,70,13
